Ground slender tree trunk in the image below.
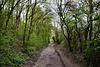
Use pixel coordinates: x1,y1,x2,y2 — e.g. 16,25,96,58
14,4,23,37
27,0,37,41
89,0,93,41
74,17,82,53
60,18,72,52
0,0,8,11
5,0,20,30
79,29,82,53
23,6,30,46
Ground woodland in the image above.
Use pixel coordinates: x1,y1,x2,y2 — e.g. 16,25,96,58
0,0,100,67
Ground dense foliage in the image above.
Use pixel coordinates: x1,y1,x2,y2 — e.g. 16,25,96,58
0,0,100,67
50,0,100,67
0,0,53,67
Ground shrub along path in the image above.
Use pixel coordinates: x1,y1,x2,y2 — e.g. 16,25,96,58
23,43,80,67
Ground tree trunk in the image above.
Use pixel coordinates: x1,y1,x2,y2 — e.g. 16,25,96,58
27,0,37,41
89,0,93,41
23,6,30,46
5,0,20,30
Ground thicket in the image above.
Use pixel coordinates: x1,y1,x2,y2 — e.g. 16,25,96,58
51,0,100,67
0,0,53,67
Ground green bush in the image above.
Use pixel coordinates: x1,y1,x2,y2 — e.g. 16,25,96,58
84,38,100,67
0,51,26,67
0,31,26,67
59,40,66,50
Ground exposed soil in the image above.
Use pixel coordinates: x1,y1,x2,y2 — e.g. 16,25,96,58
59,47,88,67
23,43,82,67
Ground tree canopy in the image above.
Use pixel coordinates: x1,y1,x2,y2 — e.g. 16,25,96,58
0,0,100,67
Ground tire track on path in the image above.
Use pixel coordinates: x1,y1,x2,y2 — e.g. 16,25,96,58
54,45,66,67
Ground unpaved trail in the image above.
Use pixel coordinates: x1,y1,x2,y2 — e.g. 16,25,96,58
33,43,74,67
23,43,75,67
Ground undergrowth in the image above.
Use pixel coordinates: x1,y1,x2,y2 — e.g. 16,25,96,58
0,30,47,67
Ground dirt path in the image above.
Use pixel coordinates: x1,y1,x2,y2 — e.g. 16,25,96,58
33,43,74,67
23,43,76,67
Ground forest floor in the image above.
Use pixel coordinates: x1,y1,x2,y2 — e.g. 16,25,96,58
23,43,85,67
